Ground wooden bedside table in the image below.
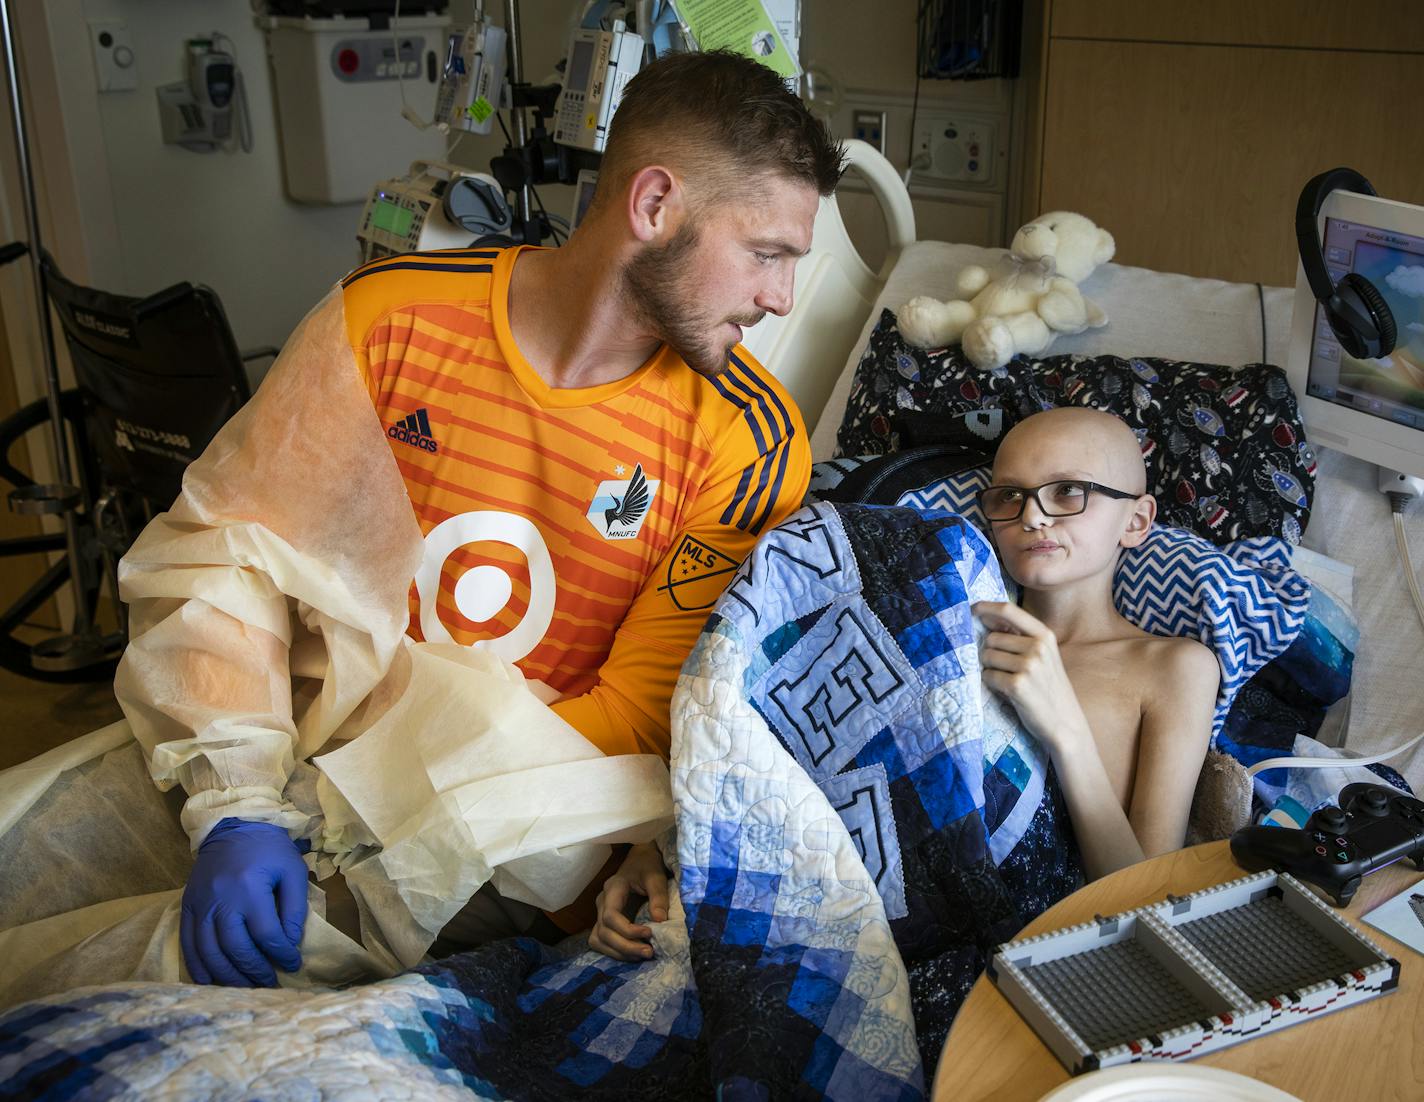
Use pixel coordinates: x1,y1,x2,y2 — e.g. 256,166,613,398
934,841,1423,1101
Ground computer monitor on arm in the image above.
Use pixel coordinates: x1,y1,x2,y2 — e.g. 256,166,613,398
1287,172,1424,482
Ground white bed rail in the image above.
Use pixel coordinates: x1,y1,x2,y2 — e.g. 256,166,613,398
741,139,915,427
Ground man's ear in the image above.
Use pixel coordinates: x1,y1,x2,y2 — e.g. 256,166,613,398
1118,493,1156,548
625,166,679,243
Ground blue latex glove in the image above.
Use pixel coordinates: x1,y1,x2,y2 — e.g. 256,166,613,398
180,817,309,987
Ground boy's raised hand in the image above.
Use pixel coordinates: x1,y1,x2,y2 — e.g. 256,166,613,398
972,601,1091,753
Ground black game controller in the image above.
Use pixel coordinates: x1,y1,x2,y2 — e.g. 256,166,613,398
1230,782,1424,905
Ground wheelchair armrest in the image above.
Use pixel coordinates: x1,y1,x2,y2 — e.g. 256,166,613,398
0,390,84,489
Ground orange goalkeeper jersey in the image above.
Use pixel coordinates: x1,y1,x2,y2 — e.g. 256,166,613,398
340,246,810,761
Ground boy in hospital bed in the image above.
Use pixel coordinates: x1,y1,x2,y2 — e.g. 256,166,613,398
972,408,1220,880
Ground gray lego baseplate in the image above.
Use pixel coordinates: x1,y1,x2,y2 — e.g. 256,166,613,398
1174,891,1376,1000
1021,935,1219,1053
987,871,1399,1075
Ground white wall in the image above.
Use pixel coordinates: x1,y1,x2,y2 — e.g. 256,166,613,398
50,0,356,354
47,0,568,358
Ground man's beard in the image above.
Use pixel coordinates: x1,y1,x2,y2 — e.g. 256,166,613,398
620,221,764,378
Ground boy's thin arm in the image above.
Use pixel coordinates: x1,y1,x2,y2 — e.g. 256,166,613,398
1127,640,1221,858
975,600,1147,880
1049,720,1149,880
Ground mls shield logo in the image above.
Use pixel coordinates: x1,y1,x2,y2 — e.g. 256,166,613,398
587,463,659,541
655,534,740,610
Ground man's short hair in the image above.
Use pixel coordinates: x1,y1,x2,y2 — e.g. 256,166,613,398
593,50,845,210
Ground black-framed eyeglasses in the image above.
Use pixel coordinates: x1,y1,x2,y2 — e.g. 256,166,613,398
976,480,1140,522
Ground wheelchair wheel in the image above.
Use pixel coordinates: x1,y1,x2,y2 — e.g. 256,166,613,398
0,390,127,682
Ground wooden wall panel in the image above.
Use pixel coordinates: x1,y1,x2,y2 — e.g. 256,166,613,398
1051,0,1424,53
1008,0,1052,232
1038,39,1424,285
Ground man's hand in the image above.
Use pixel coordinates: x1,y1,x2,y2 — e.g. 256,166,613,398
180,817,309,987
587,842,670,962
973,601,1090,752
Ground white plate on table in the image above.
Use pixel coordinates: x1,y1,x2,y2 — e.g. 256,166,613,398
1039,1064,1301,1101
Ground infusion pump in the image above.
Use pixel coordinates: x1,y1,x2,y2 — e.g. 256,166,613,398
357,160,513,262
553,21,643,153
432,17,507,135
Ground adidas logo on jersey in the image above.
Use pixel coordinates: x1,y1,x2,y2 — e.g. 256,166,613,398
388,408,440,453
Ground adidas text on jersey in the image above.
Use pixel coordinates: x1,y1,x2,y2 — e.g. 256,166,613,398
388,408,440,453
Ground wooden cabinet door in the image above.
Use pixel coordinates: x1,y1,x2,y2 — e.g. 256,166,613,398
1032,1,1424,285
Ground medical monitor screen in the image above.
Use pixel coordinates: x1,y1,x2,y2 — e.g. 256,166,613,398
372,198,414,237
567,40,594,93
1305,217,1424,431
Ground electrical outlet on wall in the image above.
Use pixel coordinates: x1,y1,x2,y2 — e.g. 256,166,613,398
834,88,1011,243
851,109,887,154
912,115,996,184
1379,468,1424,498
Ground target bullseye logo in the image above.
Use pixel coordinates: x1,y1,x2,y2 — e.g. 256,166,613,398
414,511,555,662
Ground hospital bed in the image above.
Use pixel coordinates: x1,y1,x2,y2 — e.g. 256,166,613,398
745,140,1424,794
2,141,1420,1102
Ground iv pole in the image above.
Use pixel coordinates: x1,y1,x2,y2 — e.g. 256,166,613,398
0,0,122,673
503,0,533,232
491,0,606,245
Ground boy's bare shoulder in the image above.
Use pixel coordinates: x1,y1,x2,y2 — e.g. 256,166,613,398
1136,634,1222,697
1095,630,1219,684
1158,633,1219,671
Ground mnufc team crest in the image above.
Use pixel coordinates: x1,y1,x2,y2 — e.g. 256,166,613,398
587,463,659,540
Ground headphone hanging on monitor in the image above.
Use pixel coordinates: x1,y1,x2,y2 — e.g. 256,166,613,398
1295,167,1398,360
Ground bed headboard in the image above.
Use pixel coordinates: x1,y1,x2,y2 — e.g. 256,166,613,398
739,139,915,429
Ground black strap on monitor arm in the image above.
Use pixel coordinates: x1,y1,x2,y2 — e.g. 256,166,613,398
1294,166,1377,304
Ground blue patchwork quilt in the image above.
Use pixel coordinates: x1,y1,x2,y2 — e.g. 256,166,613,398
2,500,1311,1101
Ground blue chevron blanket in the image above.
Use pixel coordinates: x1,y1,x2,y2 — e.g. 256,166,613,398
0,502,1313,1101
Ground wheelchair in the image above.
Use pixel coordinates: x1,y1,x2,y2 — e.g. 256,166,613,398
0,247,269,681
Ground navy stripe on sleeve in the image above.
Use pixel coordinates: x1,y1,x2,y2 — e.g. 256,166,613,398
708,370,769,529
726,355,795,534
341,261,493,288
721,361,788,531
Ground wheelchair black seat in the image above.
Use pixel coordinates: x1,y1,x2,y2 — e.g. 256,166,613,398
40,251,252,509
0,252,256,680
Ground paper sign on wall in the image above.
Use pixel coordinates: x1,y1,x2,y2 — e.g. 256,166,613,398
673,0,801,80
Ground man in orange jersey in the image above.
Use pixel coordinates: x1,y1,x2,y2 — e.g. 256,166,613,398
113,50,845,986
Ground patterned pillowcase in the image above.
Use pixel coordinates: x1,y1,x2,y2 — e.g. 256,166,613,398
807,457,1311,735
835,309,1316,546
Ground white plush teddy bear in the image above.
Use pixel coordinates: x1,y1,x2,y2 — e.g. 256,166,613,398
897,211,1117,369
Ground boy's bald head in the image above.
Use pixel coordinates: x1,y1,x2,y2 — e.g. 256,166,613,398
987,408,1156,592
994,408,1147,493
